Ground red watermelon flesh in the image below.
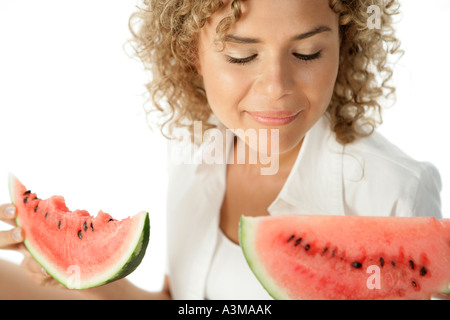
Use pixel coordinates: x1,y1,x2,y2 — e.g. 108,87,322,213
8,174,150,289
239,214,450,300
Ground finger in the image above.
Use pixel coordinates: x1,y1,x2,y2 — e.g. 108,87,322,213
0,228,24,248
41,274,64,288
0,242,25,252
20,252,47,284
20,251,41,273
2,242,28,253
20,253,64,288
0,204,17,226
15,243,28,254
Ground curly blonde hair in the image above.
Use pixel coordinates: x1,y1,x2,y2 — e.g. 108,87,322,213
129,0,402,144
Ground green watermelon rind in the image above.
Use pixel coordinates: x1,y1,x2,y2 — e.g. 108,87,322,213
99,212,150,287
239,215,290,300
442,286,450,295
8,173,150,290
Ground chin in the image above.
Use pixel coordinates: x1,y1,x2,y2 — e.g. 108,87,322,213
241,130,303,157
275,136,304,155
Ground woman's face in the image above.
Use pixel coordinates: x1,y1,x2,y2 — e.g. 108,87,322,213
197,0,340,155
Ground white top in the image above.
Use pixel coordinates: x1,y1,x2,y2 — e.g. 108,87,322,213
165,115,442,300
205,229,272,300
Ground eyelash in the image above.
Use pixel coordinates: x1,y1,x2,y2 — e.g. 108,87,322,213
226,51,322,65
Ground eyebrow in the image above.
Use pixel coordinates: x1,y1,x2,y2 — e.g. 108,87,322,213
224,25,332,44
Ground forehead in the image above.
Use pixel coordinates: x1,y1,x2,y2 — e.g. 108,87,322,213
206,0,338,37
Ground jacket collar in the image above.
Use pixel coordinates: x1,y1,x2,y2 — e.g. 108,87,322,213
269,115,345,215
193,115,346,216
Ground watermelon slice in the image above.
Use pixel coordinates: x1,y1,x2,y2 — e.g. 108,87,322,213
239,214,450,300
8,174,150,289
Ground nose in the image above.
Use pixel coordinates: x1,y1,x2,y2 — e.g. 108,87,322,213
253,54,295,100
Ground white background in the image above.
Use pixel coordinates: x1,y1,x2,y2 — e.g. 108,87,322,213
0,0,449,294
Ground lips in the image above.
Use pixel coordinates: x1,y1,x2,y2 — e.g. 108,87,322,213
245,110,302,126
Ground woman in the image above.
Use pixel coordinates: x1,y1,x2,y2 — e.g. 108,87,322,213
0,0,442,299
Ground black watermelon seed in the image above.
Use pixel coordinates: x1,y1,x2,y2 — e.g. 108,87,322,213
420,267,428,276
380,257,384,267
391,261,396,267
58,221,61,229
287,235,295,242
34,205,38,212
411,281,417,287
295,238,302,246
23,196,28,204
78,230,83,240
45,212,48,219
409,260,415,270
331,249,336,257
108,218,114,222
322,247,329,255
83,221,87,232
352,262,362,269
304,244,310,251
23,190,31,196
90,222,94,232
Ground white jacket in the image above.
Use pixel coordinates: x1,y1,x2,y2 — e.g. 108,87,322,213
165,115,442,299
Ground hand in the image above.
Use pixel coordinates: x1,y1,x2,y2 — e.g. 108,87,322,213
0,203,62,288
1,204,169,299
0,203,23,250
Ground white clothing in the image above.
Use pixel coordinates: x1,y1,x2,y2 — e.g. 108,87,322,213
205,229,272,300
165,115,442,300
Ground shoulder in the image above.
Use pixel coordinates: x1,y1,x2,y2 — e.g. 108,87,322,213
344,131,434,179
341,131,442,218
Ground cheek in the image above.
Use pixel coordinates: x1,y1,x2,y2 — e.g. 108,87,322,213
202,58,251,125
301,55,339,113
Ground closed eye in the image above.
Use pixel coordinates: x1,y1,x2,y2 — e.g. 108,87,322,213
226,50,322,66
226,54,258,65
293,51,322,62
